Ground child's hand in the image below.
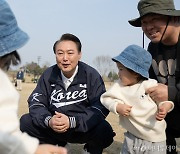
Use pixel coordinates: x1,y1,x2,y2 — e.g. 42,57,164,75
156,102,173,121
116,103,132,117
156,106,167,121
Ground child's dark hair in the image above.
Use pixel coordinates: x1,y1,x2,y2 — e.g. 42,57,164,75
127,67,147,81
0,51,21,71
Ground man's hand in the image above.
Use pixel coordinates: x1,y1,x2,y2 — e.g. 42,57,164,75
116,103,132,117
49,111,70,133
146,83,168,103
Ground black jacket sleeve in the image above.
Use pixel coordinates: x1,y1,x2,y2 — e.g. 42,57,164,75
28,71,52,128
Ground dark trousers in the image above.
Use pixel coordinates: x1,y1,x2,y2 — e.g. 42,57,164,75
166,126,180,154
20,113,115,154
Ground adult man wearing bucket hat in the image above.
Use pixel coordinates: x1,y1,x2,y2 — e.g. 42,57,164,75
129,0,180,153
0,0,67,153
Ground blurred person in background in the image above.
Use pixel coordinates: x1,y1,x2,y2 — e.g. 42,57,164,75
16,67,24,90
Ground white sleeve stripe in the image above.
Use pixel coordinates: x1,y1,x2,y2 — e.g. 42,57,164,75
69,117,76,128
29,104,45,108
44,116,52,127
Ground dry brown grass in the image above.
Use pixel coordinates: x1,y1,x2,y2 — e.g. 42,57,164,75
18,83,36,117
17,82,180,154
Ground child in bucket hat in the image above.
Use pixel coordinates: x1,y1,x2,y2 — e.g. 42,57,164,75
129,0,180,153
101,44,174,154
0,0,67,154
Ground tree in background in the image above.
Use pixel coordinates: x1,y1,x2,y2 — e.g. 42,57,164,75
25,62,49,83
108,71,119,82
93,55,117,81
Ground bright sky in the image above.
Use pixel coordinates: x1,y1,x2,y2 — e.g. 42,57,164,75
6,0,180,68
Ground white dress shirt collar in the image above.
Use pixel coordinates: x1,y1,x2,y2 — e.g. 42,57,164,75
61,65,78,90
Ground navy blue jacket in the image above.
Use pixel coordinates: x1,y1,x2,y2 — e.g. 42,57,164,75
28,61,109,132
16,71,24,80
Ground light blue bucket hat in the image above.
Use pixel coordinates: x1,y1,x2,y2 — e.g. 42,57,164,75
0,0,29,57
112,45,152,79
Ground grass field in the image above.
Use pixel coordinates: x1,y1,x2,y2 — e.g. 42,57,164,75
17,82,180,154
